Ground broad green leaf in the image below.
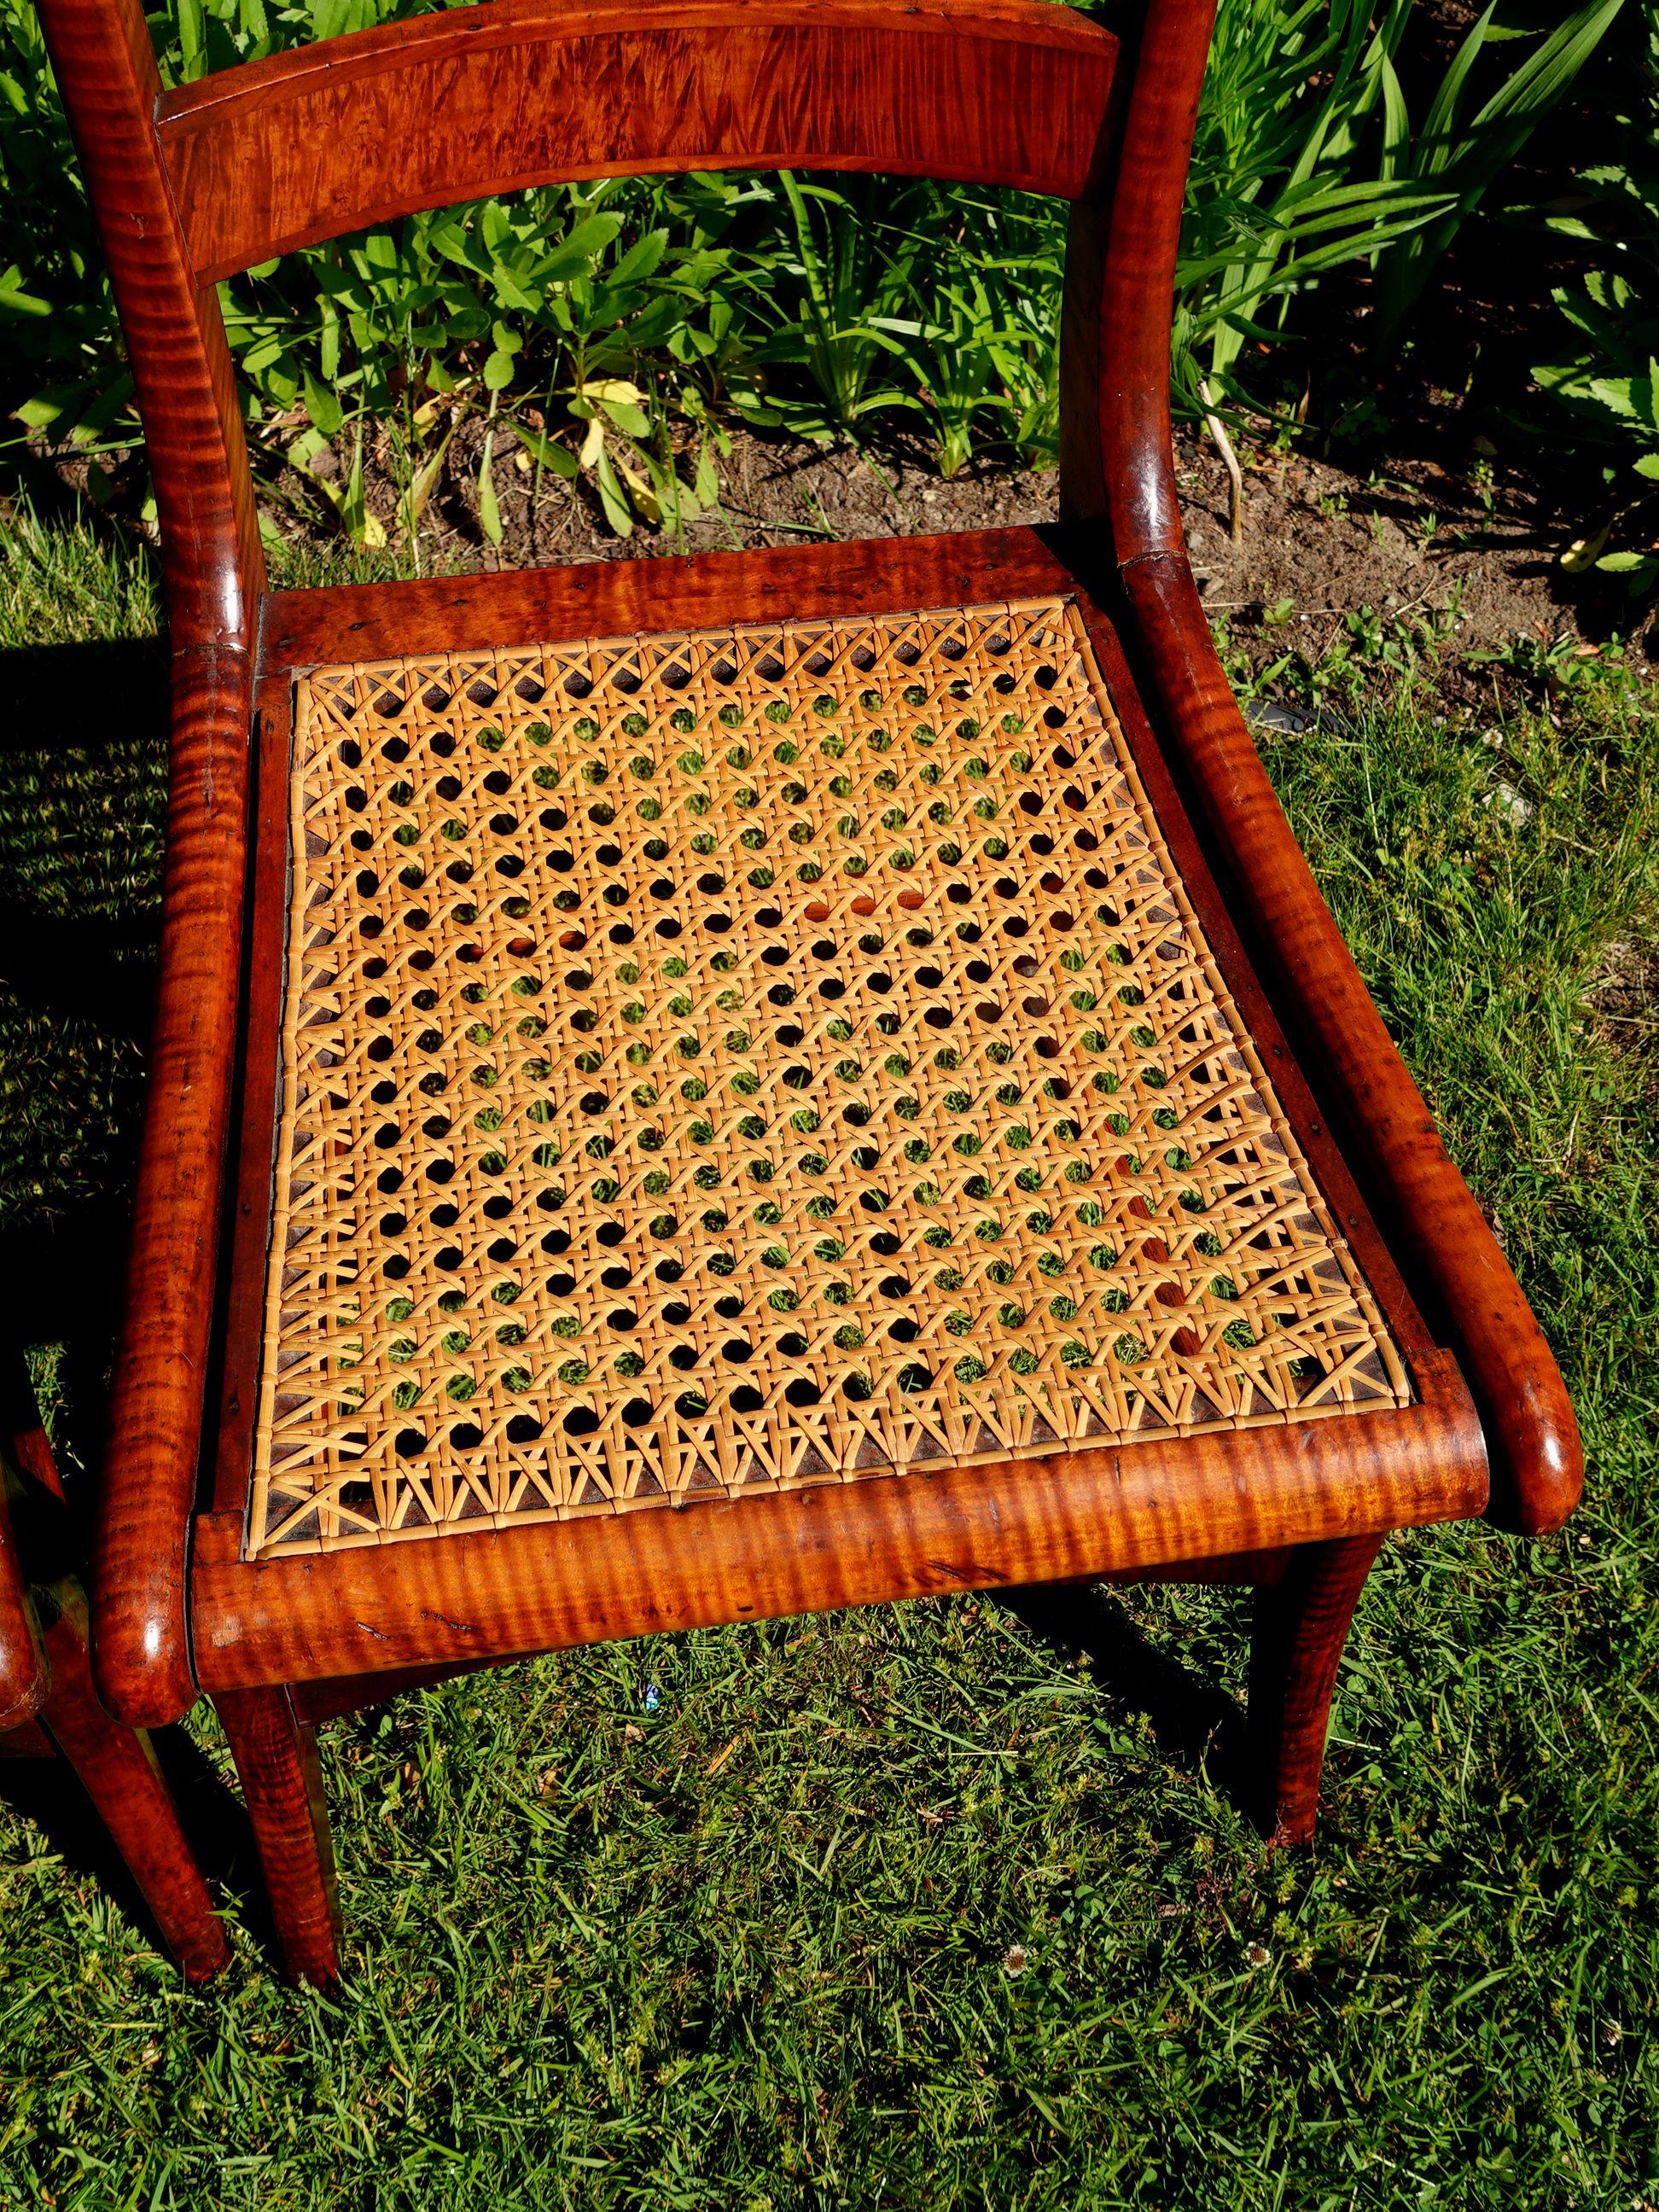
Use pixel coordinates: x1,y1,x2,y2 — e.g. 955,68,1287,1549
593,444,634,537
515,427,579,480
302,370,345,438
598,397,651,437
0,271,52,318
539,213,626,285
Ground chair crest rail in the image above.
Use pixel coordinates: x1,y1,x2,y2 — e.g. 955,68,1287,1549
154,0,1125,286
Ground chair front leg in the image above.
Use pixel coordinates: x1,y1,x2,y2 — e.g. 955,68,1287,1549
215,1685,341,1985
1244,1531,1385,1846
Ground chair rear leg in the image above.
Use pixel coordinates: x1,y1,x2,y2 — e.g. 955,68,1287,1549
1245,1532,1384,1846
215,1685,341,1985
37,1586,229,1981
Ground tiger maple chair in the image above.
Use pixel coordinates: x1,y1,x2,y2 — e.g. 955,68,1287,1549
0,1350,227,1978
38,0,1580,1983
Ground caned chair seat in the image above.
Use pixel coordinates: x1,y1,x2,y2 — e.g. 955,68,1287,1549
251,591,1411,1560
195,520,1492,1701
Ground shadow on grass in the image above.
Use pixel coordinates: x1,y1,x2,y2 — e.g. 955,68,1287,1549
0,1203,132,1493
0,633,168,1412
0,637,166,1039
998,1580,1250,1802
0,634,166,757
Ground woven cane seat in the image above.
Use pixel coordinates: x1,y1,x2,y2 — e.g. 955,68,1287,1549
247,595,1410,1560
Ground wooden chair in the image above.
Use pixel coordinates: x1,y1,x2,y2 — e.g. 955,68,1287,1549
37,0,1580,1985
0,1351,228,1978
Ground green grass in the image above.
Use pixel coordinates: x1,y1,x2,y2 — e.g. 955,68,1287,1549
1,518,1656,2209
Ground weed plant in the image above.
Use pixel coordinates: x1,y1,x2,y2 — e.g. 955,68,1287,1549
0,0,1623,541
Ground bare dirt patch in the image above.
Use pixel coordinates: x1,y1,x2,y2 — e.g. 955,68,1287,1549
287,410,1636,684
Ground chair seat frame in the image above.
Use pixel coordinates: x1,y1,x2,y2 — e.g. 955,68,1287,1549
32,0,1580,1982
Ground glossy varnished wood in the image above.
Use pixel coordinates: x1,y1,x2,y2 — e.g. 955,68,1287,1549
35,1580,230,1980
192,1358,1483,1692
33,0,1580,1941
1115,556,1580,1534
3,1359,228,1978
158,0,1122,285
92,644,256,1726
214,1687,341,1984
1244,1531,1385,1845
258,524,1079,671
1,1355,52,1728
0,1495,46,1732
33,0,262,644
30,0,265,1727
1077,0,1580,1534
215,525,1484,1697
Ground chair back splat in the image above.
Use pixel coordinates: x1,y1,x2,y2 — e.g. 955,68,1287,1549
31,0,1580,1783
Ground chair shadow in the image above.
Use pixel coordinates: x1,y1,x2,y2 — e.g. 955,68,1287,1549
0,636,167,1043
0,1205,137,1508
0,896,156,1045
0,636,167,756
998,1580,1250,1807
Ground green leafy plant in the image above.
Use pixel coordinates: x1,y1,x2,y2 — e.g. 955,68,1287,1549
1179,0,1625,405
1532,1,1659,593
0,0,1629,529
729,175,926,442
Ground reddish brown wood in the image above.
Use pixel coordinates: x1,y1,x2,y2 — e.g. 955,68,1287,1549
292,1656,506,1728
1243,1530,1384,1845
32,0,262,646
36,1582,230,1980
157,0,1122,284
32,0,1579,1941
0,1352,52,1730
92,643,255,1727
193,1358,1483,1694
0,1493,46,1732
285,1559,1272,1721
259,525,1074,672
1093,0,1217,566
1099,1547,1291,1590
209,671,295,1517
1076,602,1442,1372
1,1362,67,1505
213,1687,341,1984
3,1362,227,1977
27,0,263,1726
0,1717,56,1758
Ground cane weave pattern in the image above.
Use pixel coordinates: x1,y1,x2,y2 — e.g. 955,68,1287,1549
247,595,1410,1558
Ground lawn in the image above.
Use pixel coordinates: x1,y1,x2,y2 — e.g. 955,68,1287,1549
0,512,1656,2209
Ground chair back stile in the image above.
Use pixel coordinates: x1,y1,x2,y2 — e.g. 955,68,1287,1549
35,0,274,1725
36,0,265,647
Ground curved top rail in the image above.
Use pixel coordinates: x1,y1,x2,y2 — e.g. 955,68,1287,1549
157,0,1124,285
